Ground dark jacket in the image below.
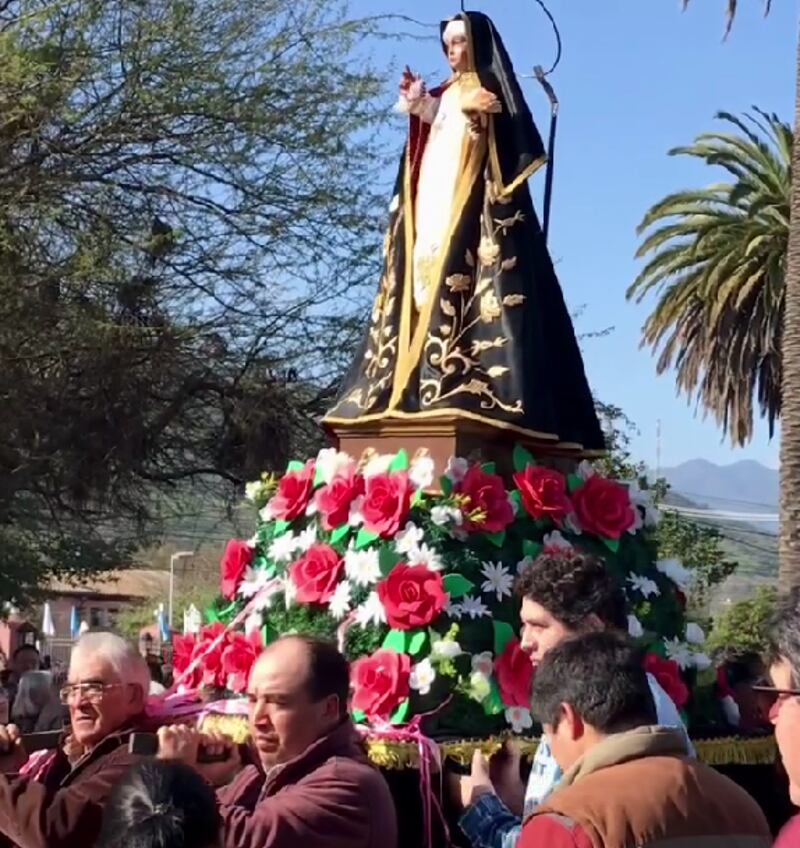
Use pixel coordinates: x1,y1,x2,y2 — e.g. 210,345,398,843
0,722,142,848
519,726,771,848
217,719,397,848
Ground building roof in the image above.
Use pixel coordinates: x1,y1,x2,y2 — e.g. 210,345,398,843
45,569,170,600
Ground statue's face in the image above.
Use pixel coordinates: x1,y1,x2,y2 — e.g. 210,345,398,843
446,34,469,73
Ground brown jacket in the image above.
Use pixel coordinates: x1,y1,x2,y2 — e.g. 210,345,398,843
217,719,397,848
0,722,142,848
522,726,771,848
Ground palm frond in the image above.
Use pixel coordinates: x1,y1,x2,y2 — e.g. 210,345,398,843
682,0,771,40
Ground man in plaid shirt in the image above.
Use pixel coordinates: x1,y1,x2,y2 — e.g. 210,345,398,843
452,553,693,848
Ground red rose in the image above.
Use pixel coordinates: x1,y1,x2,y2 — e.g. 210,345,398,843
269,460,316,521
315,468,364,531
572,474,636,540
495,638,534,708
192,623,228,689
377,564,447,630
220,540,254,600
289,543,344,604
513,466,571,526
221,630,263,693
455,465,515,534
643,653,689,710
172,633,198,687
351,649,411,720
361,472,412,538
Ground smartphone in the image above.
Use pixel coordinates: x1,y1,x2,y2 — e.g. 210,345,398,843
128,732,241,763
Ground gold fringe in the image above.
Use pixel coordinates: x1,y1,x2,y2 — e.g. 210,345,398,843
200,716,777,771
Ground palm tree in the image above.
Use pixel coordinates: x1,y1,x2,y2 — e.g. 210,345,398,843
680,0,800,592
628,110,790,447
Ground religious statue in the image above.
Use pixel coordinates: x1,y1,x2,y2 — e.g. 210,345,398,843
325,11,604,455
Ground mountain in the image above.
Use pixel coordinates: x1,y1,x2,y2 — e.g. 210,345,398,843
659,459,778,511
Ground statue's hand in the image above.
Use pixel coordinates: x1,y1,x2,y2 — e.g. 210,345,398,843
462,86,501,115
399,66,425,101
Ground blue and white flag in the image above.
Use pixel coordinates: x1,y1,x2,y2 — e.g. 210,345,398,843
69,606,80,639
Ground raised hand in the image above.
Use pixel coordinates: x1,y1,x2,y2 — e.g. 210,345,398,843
462,86,501,115
0,724,28,773
399,66,426,100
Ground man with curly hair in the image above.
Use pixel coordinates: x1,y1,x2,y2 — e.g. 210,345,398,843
454,551,692,848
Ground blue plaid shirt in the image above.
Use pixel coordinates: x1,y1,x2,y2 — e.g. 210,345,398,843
459,673,694,848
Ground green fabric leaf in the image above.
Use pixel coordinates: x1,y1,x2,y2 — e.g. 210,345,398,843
442,573,474,599
509,489,522,510
352,708,366,723
440,475,453,496
486,530,506,548
261,623,278,645
522,539,542,559
512,445,536,473
411,488,424,506
379,545,401,576
482,679,505,716
603,537,621,554
389,449,409,472
273,520,291,536
287,460,305,473
205,606,219,624
493,620,515,655
408,630,427,656
481,461,496,474
356,528,379,550
313,465,327,488
390,698,410,725
330,525,350,545
567,474,583,493
382,629,409,652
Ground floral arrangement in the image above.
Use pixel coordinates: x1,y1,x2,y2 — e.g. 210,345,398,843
175,445,715,738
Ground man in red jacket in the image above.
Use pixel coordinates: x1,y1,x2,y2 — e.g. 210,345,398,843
518,632,771,848
159,635,397,848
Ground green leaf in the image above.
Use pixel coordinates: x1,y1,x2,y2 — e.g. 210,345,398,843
603,537,620,554
522,539,542,559
261,623,278,646
382,629,409,652
352,708,366,723
205,606,219,624
330,524,350,546
286,460,304,473
493,620,515,655
512,444,536,472
273,519,290,536
356,527,379,549
408,630,427,656
313,465,327,488
411,487,424,506
481,461,496,474
567,474,583,493
440,475,453,496
390,698,410,725
486,530,506,548
442,573,474,599
509,489,522,510
389,449,409,472
482,679,505,716
379,545,401,576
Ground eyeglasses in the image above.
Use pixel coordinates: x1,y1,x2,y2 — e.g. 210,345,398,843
751,685,800,721
59,682,126,705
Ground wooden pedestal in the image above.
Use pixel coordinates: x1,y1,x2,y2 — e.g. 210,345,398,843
328,416,582,482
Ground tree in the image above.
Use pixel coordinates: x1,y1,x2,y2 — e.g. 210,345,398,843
0,0,389,604
628,110,790,446
706,586,777,658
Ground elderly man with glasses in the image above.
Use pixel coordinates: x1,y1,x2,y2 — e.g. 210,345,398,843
0,631,149,848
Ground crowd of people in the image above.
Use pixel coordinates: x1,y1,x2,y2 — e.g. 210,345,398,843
0,551,794,847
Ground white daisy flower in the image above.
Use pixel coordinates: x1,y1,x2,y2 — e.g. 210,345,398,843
460,595,490,620
410,455,435,490
406,543,443,571
315,448,355,485
348,495,365,527
516,555,534,576
244,611,262,634
468,671,491,702
364,453,394,478
626,574,660,599
656,559,693,591
245,480,263,502
431,637,463,660
693,652,712,671
409,658,436,695
471,651,494,677
505,706,533,734
268,532,297,563
355,591,387,628
328,580,352,621
480,561,514,602
664,637,694,670
445,599,463,619
395,522,424,555
627,479,660,528
685,622,706,645
445,456,469,484
543,530,573,552
627,614,644,639
344,547,381,587
238,566,273,599
294,524,317,553
431,505,463,527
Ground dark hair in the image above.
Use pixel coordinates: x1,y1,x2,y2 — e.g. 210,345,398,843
12,645,39,660
532,631,657,733
516,551,627,631
273,636,350,718
96,761,220,848
768,587,800,683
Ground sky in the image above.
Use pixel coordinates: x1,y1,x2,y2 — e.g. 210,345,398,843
350,0,796,470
